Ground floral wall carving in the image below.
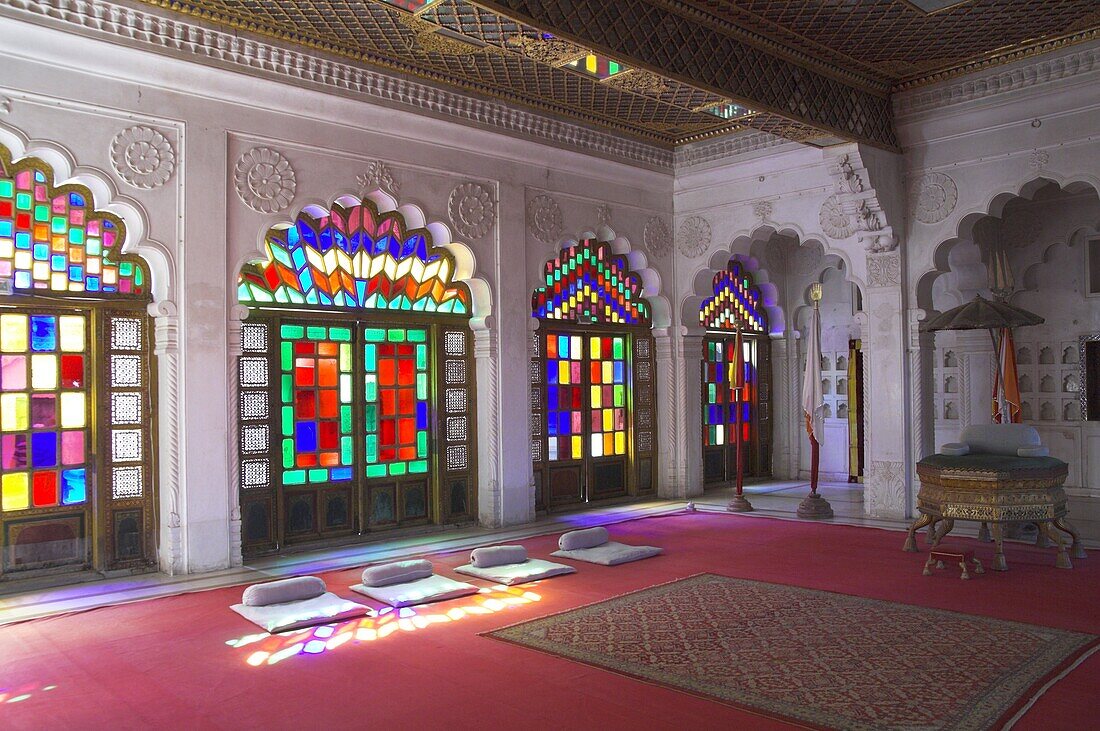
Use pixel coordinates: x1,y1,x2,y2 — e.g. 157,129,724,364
643,215,672,259
677,215,711,258
110,125,175,190
234,147,296,213
527,193,563,244
448,181,495,240
909,171,957,225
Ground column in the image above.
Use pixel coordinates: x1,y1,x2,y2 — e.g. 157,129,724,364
150,300,183,575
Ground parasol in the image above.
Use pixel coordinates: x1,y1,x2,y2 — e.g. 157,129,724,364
919,294,1043,333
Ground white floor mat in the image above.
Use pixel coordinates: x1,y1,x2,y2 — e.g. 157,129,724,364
230,592,372,633
454,558,576,586
349,574,478,608
551,542,663,566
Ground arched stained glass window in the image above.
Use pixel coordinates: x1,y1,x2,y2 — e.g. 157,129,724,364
236,197,477,555
529,238,656,510
699,258,771,484
0,144,156,580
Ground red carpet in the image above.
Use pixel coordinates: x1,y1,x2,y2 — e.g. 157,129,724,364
1,512,1098,730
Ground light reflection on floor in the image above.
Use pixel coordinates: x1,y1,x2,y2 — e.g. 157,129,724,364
0,683,57,705
225,584,542,666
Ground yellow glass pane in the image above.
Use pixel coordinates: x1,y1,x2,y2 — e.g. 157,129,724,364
340,344,352,371
0,314,27,352
1,472,29,511
590,433,602,457
615,431,626,455
1,393,28,431
589,336,601,358
603,409,613,432
60,392,86,428
602,361,613,383
558,360,570,385
571,435,583,460
604,433,614,455
31,354,58,390
59,316,85,352
590,385,601,409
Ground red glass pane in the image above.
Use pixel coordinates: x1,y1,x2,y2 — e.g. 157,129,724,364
60,355,83,388
590,362,601,382
378,359,396,386
380,418,395,445
397,344,413,356
398,388,415,413
319,421,339,449
317,342,338,356
319,452,340,466
397,359,414,385
602,338,612,359
379,344,395,356
32,471,58,507
294,342,315,355
294,361,315,387
317,358,338,387
399,446,416,460
547,335,558,359
318,390,339,418
380,389,396,414
295,391,316,418
398,417,415,443
571,387,582,409
297,453,318,467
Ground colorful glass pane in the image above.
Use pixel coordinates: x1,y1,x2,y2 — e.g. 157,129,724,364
703,338,757,448
363,327,430,478
545,332,584,461
0,312,89,511
699,259,767,333
238,198,470,315
588,335,627,458
532,239,650,326
0,148,147,296
565,54,629,80
279,323,354,486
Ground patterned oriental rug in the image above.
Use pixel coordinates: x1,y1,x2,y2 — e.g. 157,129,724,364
487,574,1098,730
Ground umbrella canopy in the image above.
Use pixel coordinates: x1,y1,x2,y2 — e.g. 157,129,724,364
920,294,1044,332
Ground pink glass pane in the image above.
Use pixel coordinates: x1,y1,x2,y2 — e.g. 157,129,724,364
2,355,27,390
60,430,85,465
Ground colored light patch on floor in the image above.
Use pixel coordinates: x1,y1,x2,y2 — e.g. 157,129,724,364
226,584,542,667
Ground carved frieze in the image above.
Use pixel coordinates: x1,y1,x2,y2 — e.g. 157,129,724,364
867,252,901,288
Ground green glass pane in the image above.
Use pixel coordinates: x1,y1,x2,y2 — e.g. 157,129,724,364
417,431,427,457
364,345,376,372
283,470,306,485
339,344,352,371
51,216,66,233
306,326,326,340
389,462,407,476
387,328,406,342
365,435,378,462
281,374,292,403
281,341,292,371
282,439,294,468
416,373,427,400
708,383,716,403
135,267,144,286
330,327,352,342
281,406,294,436
15,192,31,210
0,180,12,197
340,405,352,434
364,376,377,403
365,404,378,431
341,436,353,465
407,329,427,343
365,464,387,478
281,324,304,339
363,328,386,342
308,468,328,483
34,204,48,222
416,344,426,370
613,338,624,360
614,385,624,407
120,262,133,276
409,460,428,474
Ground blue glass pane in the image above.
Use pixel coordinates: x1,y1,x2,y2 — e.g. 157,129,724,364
415,402,428,430
29,316,57,351
31,432,57,468
296,422,317,452
558,412,570,435
330,467,353,481
61,468,86,504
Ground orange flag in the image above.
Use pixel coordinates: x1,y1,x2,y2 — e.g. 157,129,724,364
993,328,1022,423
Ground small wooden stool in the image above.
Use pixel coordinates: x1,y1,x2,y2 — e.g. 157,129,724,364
923,544,984,580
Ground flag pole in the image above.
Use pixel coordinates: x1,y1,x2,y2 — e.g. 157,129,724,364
797,283,833,519
727,322,753,512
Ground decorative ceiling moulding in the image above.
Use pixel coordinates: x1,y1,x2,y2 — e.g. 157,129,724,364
0,0,673,170
893,45,1099,118
673,131,792,170
471,0,899,150
109,125,176,190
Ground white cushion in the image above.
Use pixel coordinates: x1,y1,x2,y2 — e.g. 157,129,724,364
960,424,1042,456
1017,445,1050,457
454,558,576,585
231,592,371,633
551,542,662,566
361,559,433,588
940,443,970,457
559,527,609,551
350,574,478,608
242,576,326,607
470,545,527,568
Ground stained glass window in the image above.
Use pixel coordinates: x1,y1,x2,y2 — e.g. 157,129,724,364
363,327,430,478
532,238,650,326
238,198,470,314
703,339,756,447
699,259,767,333
279,324,354,486
0,149,148,296
546,333,584,461
0,312,88,511
588,335,626,458
565,54,629,80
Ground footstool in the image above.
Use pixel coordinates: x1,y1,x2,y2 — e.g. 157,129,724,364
923,544,984,580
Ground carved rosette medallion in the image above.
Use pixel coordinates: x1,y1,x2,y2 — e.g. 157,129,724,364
527,194,563,244
358,160,400,195
234,147,296,213
1029,149,1050,171
448,182,495,240
596,204,612,227
819,195,854,239
867,251,901,288
752,200,773,221
677,216,711,258
643,216,671,259
110,125,176,190
909,172,958,225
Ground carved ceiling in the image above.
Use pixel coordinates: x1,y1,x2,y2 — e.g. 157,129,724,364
139,0,1097,149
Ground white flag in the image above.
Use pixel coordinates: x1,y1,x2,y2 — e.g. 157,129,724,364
801,305,824,444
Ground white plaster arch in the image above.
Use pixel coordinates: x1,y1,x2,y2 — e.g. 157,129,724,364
0,121,175,303
551,225,672,329
231,187,494,330
1017,224,1099,296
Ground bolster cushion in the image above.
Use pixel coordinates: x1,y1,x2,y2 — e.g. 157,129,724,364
1017,445,1050,458
471,545,527,568
940,443,970,457
242,576,326,607
361,559,434,588
559,527,610,551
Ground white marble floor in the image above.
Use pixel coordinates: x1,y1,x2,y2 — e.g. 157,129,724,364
3,479,1096,625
